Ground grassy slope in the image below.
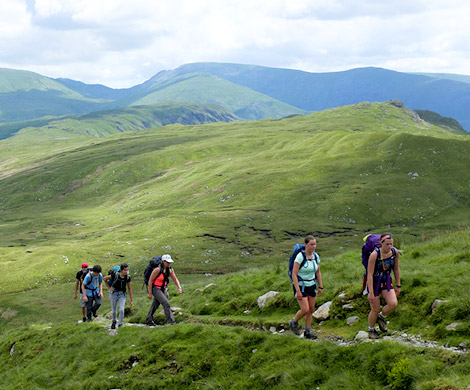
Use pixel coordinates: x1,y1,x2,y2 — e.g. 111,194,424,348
1,101,469,389
124,73,306,120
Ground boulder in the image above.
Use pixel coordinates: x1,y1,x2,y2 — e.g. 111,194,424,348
346,316,360,326
257,291,279,310
431,299,449,313
445,322,464,331
338,292,348,301
342,304,354,310
313,301,332,321
355,330,369,340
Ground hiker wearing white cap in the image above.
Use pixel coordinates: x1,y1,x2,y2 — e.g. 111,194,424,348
146,254,182,325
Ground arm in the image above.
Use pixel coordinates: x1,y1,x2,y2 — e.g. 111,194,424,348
367,251,378,302
170,269,182,294
127,281,133,306
103,275,112,291
99,275,103,297
315,266,323,297
393,249,401,296
74,279,79,299
292,262,302,300
81,276,88,302
148,268,161,298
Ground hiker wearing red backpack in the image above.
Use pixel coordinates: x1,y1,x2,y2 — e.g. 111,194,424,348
146,254,182,326
365,234,401,339
289,235,323,339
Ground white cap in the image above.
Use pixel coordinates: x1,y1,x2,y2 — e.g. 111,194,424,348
162,254,174,263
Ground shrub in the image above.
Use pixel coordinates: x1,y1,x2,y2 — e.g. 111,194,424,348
388,358,413,390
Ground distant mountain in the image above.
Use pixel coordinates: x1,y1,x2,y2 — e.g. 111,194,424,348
2,63,470,131
0,68,110,122
163,63,470,130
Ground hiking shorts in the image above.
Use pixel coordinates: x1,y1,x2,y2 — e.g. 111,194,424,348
79,293,86,308
293,284,316,298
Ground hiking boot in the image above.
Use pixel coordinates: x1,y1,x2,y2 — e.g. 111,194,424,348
118,323,123,328
368,328,380,339
111,321,116,330
92,310,98,318
146,320,157,327
377,316,388,333
82,317,87,323
289,319,300,335
304,331,317,340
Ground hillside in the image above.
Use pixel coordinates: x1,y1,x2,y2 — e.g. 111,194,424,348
0,68,110,122
116,72,306,120
1,101,469,389
1,100,469,294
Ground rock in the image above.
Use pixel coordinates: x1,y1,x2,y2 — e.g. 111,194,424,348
459,342,467,348
269,326,277,334
313,301,332,321
431,299,449,313
10,343,15,356
257,291,279,310
338,292,348,301
346,316,359,326
355,330,369,340
445,322,464,331
342,304,354,310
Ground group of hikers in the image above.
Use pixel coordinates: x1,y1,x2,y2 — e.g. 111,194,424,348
73,254,182,329
73,233,400,339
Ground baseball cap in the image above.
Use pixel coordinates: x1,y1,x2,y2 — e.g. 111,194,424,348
81,262,89,268
162,254,174,263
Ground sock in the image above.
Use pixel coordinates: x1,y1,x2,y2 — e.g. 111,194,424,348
379,312,386,319
304,328,311,333
291,319,298,325
368,326,376,331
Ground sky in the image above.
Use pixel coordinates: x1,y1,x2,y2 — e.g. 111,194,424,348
1,0,470,89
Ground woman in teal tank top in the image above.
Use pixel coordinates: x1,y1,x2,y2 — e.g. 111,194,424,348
289,235,323,339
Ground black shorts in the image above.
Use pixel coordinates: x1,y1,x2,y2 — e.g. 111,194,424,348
293,284,316,298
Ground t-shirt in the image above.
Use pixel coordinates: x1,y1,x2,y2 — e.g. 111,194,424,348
83,273,103,297
294,252,320,287
109,273,131,293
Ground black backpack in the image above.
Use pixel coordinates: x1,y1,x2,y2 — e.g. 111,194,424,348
143,256,162,287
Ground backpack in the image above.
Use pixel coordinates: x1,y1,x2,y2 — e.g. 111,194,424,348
143,256,162,287
288,243,318,291
107,266,121,288
361,234,382,272
79,267,92,288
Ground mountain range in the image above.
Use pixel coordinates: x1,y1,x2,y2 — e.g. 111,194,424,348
1,62,470,132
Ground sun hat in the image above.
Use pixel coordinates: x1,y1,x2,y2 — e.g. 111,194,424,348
162,254,174,263
81,262,89,268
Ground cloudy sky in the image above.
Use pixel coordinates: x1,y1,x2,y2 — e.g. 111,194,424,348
1,0,469,88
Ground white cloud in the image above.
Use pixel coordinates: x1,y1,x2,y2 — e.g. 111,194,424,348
1,0,470,87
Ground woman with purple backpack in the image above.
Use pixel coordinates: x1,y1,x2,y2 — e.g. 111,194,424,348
365,233,401,339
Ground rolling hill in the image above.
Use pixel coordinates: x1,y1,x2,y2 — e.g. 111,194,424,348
1,100,469,389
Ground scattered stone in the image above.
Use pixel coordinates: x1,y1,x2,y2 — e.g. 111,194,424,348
342,304,354,310
338,292,348,301
346,316,360,326
257,291,279,310
313,301,332,321
252,349,257,353
269,326,277,334
243,310,251,314
446,322,464,331
355,331,369,340
10,343,15,356
431,299,449,313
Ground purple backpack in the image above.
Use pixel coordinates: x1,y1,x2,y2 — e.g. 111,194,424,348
361,234,381,271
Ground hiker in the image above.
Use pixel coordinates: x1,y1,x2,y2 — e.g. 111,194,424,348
73,262,89,322
146,254,182,326
366,233,401,339
289,235,323,339
104,263,133,329
81,265,104,322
